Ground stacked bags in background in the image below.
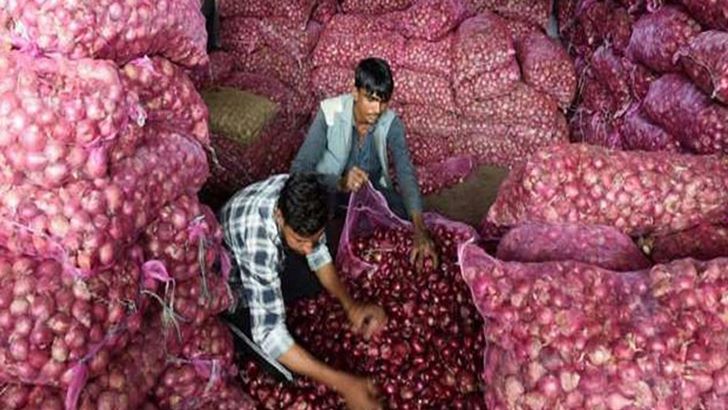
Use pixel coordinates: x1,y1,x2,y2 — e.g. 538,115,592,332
563,1,727,154
310,0,574,192
200,0,578,197
470,3,728,407
0,2,253,408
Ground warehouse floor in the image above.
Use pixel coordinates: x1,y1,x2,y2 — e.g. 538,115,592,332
424,164,509,227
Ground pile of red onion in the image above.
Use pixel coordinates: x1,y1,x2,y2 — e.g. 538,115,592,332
238,223,485,408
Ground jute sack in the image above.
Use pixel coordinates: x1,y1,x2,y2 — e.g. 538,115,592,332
202,86,278,145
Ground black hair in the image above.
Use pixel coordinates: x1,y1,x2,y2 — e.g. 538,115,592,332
278,173,329,237
354,57,394,102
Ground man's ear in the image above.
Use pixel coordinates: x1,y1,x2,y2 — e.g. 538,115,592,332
351,86,359,100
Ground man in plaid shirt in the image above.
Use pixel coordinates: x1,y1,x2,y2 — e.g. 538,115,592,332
220,173,385,409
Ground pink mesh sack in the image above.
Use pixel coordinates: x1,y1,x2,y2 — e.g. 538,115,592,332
496,222,650,271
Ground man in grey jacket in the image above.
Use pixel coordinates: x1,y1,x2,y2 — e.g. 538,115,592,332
291,57,438,269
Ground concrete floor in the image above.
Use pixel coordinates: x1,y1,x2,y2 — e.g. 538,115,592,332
423,164,510,228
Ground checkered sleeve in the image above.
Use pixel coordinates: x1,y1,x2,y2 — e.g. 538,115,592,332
306,234,333,272
241,246,295,359
224,206,294,359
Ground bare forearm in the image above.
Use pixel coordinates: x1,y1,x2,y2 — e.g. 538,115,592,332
315,263,354,313
278,343,351,392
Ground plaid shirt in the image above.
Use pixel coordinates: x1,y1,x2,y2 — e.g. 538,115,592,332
219,174,332,359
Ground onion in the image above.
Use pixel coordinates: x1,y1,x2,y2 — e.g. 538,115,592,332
487,144,728,237
237,223,483,407
606,392,633,410
461,241,728,409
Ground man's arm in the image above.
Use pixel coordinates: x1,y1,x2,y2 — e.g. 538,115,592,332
308,240,386,339
291,109,340,190
386,118,423,218
243,266,380,409
387,118,439,269
315,262,387,339
278,344,381,409
236,237,381,408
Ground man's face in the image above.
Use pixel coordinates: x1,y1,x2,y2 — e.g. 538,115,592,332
281,224,325,256
353,88,389,125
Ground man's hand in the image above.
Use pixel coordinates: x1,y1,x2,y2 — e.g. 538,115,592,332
410,225,439,272
339,376,382,410
339,167,369,193
347,303,387,340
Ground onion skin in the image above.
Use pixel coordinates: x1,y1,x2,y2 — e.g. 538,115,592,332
0,247,149,387
461,241,728,409
4,1,208,67
487,144,728,237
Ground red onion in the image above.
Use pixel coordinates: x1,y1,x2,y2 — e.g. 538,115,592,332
4,0,207,67
461,241,728,409
487,144,728,237
238,223,484,407
0,246,150,387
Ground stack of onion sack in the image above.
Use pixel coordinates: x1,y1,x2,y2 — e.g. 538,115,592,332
459,241,728,409
237,185,486,408
0,1,256,408
0,313,253,410
309,4,572,194
139,195,245,408
215,0,322,121
485,144,728,241
0,246,154,407
563,1,728,154
0,0,208,67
